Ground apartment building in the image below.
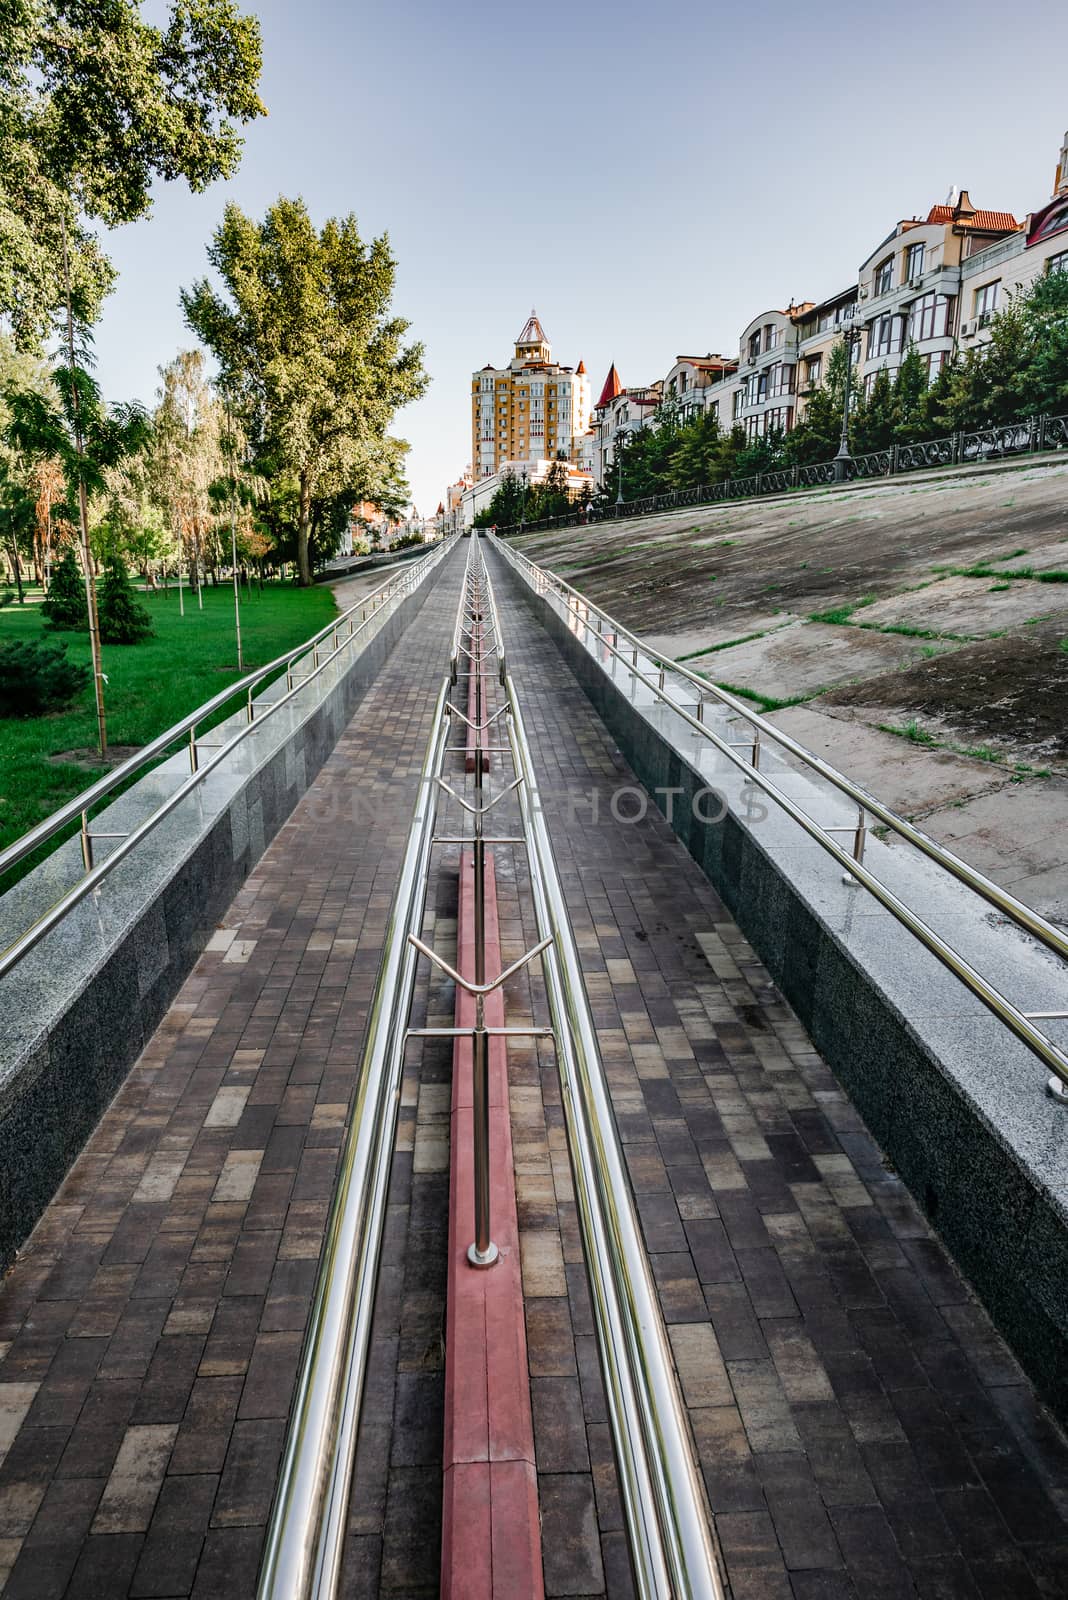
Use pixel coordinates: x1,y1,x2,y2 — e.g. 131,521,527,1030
470,313,591,481
960,132,1068,347
662,355,738,424
792,288,859,420
852,191,1020,396
733,305,812,440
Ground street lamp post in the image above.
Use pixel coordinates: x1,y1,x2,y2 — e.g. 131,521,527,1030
518,469,528,532
615,432,625,506
833,322,861,482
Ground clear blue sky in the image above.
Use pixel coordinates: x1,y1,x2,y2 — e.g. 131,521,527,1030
95,0,1067,512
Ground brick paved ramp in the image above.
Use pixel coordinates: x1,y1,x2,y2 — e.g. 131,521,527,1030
0,539,1066,1598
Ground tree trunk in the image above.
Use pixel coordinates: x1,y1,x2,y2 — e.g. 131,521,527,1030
297,470,312,586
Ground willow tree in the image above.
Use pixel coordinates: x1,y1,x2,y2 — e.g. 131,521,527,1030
0,0,265,349
182,197,428,585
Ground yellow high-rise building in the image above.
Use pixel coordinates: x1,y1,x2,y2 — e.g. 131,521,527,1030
471,312,591,481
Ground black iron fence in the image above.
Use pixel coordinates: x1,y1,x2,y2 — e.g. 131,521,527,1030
495,412,1068,536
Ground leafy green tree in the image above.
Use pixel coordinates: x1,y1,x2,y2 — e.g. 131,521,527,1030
41,546,87,629
473,470,529,529
98,552,153,643
0,1,265,347
6,361,150,750
1018,268,1068,418
182,198,428,585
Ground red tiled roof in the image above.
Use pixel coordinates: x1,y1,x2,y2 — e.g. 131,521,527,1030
925,204,1019,230
595,363,623,410
576,359,586,374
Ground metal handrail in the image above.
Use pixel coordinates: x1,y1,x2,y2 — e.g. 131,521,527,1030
260,534,728,1597
258,679,452,1600
504,672,726,1598
0,540,451,885
0,541,452,982
492,537,1068,1098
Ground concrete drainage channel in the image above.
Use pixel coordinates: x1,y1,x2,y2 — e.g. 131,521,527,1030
0,543,452,1270
489,534,1068,1431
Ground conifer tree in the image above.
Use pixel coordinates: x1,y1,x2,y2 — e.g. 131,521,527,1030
97,553,153,644
41,546,87,630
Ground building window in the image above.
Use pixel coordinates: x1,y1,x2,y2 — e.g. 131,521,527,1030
1047,249,1068,275
874,257,894,296
748,331,761,359
868,314,903,358
709,400,720,423
904,241,925,281
974,281,1000,324
732,390,744,419
909,293,949,342
804,355,822,387
768,363,795,397
766,326,782,351
926,351,946,381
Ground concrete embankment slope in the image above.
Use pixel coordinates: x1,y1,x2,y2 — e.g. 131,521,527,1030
514,459,1068,925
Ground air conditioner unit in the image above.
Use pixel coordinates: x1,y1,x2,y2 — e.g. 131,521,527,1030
908,275,924,289
858,287,869,300
960,319,978,338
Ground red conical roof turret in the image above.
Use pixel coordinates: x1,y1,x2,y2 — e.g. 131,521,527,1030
595,363,623,410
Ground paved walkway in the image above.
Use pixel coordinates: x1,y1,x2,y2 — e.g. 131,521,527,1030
0,541,1066,1599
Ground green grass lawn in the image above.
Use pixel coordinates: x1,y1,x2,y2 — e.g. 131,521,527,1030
0,581,337,879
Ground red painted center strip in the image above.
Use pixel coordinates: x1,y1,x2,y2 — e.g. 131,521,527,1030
465,618,491,773
440,851,544,1600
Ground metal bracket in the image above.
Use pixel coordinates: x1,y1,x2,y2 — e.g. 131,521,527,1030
407,932,553,996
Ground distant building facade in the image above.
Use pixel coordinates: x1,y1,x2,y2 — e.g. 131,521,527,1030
470,313,591,482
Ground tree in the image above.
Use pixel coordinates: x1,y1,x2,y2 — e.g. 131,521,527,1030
6,360,151,751
783,338,851,464
851,368,895,452
0,462,34,601
150,350,227,602
0,638,89,717
182,198,428,585
0,1,265,348
1017,268,1068,419
891,345,931,444
41,547,87,630
98,553,153,643
668,409,722,489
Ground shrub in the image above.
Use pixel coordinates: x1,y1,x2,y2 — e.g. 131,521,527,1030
0,639,90,717
0,588,15,608
41,548,88,630
98,554,154,644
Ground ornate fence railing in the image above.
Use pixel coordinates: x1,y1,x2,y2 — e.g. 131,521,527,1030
493,410,1068,536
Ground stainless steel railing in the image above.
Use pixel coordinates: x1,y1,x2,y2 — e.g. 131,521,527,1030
491,534,1068,1101
259,533,728,1598
0,539,453,982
